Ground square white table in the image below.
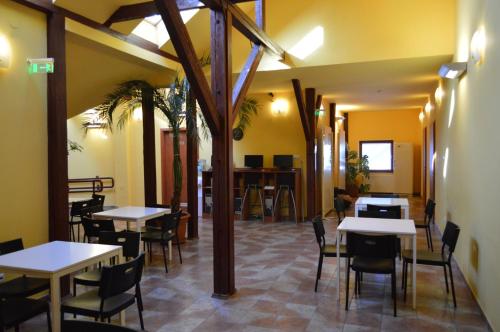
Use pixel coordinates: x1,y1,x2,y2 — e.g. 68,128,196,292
93,206,171,257
336,217,417,308
0,241,122,332
355,197,410,219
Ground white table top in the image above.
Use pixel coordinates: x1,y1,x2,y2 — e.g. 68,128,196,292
93,206,170,221
338,217,416,236
0,241,121,274
355,197,409,207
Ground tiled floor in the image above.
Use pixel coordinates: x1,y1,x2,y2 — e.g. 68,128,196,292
23,197,491,331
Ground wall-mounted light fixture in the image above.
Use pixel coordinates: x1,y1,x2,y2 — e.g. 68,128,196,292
425,101,433,114
438,62,467,79
470,27,486,64
269,93,289,115
0,35,11,69
419,111,425,122
434,85,444,104
132,108,143,121
82,109,106,129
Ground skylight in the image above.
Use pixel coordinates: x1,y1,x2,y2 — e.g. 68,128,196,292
131,10,199,47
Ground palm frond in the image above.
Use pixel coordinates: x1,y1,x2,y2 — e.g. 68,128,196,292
235,97,259,132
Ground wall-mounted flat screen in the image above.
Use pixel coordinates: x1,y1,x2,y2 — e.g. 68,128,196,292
273,155,293,169
244,155,263,168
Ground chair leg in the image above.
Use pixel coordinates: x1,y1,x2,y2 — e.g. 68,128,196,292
424,226,430,249
345,259,350,311
428,227,434,252
443,265,449,293
448,264,457,307
176,236,183,264
136,286,145,330
401,260,406,290
404,261,408,301
161,243,168,273
392,271,397,317
273,188,282,220
77,224,80,242
315,255,323,292
290,189,298,224
241,187,250,221
70,225,76,242
258,189,265,221
47,307,52,332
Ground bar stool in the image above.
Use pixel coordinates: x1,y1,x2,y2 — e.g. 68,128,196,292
241,173,265,221
273,173,297,223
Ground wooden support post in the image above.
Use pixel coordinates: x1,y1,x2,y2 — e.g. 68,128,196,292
142,88,157,207
47,11,69,296
329,103,336,131
186,90,199,239
47,12,69,242
211,8,235,297
305,88,316,220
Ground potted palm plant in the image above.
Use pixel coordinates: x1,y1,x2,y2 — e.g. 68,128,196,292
346,149,370,197
94,77,259,242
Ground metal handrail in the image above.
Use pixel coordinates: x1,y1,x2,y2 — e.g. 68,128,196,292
68,176,115,194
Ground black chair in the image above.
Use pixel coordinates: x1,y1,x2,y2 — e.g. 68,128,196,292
139,204,170,233
371,193,400,198
0,297,51,332
61,253,146,330
0,239,49,298
415,199,436,251
333,197,346,226
312,217,347,292
62,320,137,331
92,194,106,212
81,216,115,243
402,221,460,307
358,209,401,220
141,211,183,273
367,204,402,218
69,199,94,242
73,231,140,296
346,232,398,316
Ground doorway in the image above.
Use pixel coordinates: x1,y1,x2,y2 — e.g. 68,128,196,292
161,129,188,206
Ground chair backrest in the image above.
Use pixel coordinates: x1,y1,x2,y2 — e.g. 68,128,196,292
244,173,261,186
276,173,294,187
99,253,145,299
358,209,401,219
82,217,115,240
92,194,106,212
371,193,400,198
0,238,24,255
312,216,326,249
366,204,401,219
62,319,138,332
70,199,94,217
346,232,397,259
424,199,436,223
441,221,460,261
99,231,140,259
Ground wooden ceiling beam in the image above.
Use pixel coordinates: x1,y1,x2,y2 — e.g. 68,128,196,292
292,79,311,140
104,0,254,26
232,45,264,121
10,0,179,63
154,0,221,136
315,94,323,110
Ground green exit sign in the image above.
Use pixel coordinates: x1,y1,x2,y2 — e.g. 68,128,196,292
27,58,54,74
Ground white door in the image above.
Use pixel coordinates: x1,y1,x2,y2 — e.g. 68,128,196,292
393,143,413,194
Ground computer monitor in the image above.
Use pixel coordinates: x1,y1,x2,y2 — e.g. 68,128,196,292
244,155,263,168
273,155,293,169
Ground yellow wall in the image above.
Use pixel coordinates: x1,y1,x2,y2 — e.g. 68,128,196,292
348,109,422,194
424,0,499,328
0,1,48,247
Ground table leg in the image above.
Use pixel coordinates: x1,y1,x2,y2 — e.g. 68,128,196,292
405,207,410,219
169,234,172,261
355,205,359,217
50,276,61,332
336,230,341,301
413,234,417,309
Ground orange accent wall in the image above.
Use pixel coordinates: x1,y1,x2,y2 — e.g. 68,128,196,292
347,109,422,194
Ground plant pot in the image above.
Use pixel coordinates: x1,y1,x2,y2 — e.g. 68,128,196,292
175,211,190,244
346,183,360,198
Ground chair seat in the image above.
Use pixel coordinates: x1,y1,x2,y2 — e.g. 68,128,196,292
142,230,174,243
0,276,49,298
139,226,161,233
322,244,347,257
1,297,49,327
402,249,446,265
61,289,135,317
351,256,394,273
73,269,102,286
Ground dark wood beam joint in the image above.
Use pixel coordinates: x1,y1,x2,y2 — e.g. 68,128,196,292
232,45,264,121
154,0,220,136
292,79,311,140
